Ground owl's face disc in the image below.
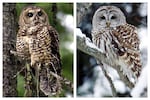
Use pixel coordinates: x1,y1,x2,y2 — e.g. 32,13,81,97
92,6,126,31
19,6,49,26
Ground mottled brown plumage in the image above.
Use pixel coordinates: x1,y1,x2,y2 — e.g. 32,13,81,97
16,6,61,96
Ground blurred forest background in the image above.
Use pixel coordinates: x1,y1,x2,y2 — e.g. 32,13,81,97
77,3,147,97
3,3,73,97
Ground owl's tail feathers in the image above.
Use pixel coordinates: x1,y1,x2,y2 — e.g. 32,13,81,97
117,66,135,89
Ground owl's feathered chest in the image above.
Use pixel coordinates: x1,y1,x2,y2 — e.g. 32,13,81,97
28,26,52,66
16,25,52,66
28,26,51,52
92,24,142,81
92,24,139,59
92,28,118,60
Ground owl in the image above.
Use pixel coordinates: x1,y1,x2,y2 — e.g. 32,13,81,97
92,6,142,84
16,6,61,96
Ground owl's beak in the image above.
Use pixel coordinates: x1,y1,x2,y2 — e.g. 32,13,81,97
106,21,111,27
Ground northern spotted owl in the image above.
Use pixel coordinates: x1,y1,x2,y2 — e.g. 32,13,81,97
92,6,142,84
16,6,61,96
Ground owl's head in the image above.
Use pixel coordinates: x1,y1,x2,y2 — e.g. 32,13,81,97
19,6,49,27
92,6,126,30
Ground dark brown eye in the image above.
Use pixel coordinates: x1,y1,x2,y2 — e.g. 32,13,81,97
100,16,105,19
111,15,116,19
38,11,43,16
27,12,33,17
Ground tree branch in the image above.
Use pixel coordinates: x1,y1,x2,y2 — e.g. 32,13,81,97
76,28,134,89
101,65,117,97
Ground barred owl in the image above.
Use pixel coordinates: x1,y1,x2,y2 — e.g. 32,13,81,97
16,6,61,96
92,6,142,84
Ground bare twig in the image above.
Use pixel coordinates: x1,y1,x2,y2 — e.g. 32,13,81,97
10,50,18,56
24,63,33,97
49,71,73,90
13,67,25,78
101,65,117,97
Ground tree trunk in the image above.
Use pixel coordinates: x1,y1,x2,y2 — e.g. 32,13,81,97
3,3,17,97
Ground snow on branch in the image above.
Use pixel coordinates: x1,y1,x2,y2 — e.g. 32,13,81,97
76,28,134,89
77,28,106,62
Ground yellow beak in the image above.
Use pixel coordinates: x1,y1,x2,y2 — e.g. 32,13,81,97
106,21,111,27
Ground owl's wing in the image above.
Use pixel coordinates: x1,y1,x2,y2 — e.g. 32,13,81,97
113,24,140,51
16,28,30,59
39,26,62,96
48,26,62,75
112,24,141,78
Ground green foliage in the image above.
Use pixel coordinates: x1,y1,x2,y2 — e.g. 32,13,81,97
17,75,25,97
57,3,73,15
16,3,73,97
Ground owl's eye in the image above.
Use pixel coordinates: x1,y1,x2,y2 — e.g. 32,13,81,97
27,12,33,17
111,15,117,19
100,16,105,20
38,11,43,16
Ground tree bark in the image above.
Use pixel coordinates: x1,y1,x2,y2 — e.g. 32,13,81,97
3,3,17,97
